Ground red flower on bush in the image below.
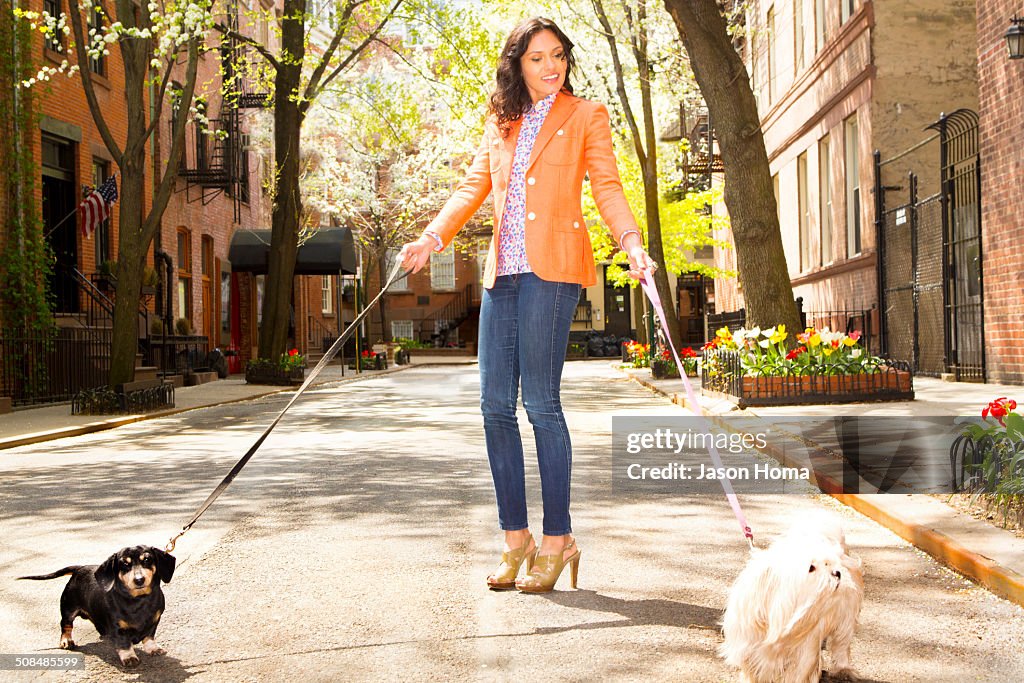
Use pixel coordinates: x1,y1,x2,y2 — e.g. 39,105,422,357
289,348,299,356
785,345,807,360
681,347,698,358
983,397,1017,426
701,339,718,351
361,349,370,358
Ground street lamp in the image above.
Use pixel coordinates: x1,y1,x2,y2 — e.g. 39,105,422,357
1006,17,1024,60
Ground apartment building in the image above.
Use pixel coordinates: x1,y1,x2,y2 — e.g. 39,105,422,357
716,0,978,358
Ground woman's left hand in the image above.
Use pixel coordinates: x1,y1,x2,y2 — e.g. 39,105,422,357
622,233,658,280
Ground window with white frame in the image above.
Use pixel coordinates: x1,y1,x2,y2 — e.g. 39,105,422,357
841,0,857,25
798,152,811,272
430,244,456,290
321,275,333,314
767,6,777,105
815,0,826,52
819,135,833,264
794,0,806,73
844,114,861,257
392,320,414,341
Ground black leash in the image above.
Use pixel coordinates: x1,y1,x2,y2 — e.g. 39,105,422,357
165,261,411,552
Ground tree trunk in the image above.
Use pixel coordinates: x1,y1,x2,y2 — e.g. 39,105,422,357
663,0,801,336
377,255,391,344
259,0,305,360
592,0,681,346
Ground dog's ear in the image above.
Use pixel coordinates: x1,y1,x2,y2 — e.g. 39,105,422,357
94,554,119,592
151,548,176,584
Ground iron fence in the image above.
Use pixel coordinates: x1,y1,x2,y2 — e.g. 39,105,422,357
146,335,211,376
701,349,914,408
0,327,111,406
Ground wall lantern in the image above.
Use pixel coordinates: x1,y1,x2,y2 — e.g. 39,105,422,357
1007,17,1024,60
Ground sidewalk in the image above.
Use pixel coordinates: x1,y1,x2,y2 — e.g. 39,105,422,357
0,355,474,450
619,365,1024,608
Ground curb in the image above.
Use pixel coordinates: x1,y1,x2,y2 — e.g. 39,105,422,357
0,365,410,451
623,370,1024,609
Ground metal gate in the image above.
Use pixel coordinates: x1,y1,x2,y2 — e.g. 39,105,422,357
875,109,984,380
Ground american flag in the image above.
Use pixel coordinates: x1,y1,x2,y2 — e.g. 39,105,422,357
79,175,118,239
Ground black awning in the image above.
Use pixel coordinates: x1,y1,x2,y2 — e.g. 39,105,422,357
228,228,357,275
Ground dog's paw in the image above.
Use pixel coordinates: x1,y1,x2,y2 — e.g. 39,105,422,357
59,636,76,650
140,638,166,656
825,668,860,682
117,649,140,668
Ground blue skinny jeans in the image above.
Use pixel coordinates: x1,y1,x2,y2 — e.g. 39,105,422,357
478,272,581,537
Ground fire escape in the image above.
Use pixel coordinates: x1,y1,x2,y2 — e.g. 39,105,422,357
178,2,270,222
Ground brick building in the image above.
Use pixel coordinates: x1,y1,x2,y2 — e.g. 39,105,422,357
715,0,978,354
977,0,1024,383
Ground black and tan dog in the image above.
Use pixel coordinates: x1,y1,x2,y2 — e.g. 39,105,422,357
19,546,175,668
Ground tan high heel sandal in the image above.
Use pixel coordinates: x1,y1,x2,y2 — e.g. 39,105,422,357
486,535,537,591
515,539,580,593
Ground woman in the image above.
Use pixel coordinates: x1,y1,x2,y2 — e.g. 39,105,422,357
400,17,655,592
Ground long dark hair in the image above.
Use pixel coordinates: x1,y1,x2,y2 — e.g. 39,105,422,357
488,17,577,138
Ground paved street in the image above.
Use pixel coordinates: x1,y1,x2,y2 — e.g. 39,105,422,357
3,362,1024,681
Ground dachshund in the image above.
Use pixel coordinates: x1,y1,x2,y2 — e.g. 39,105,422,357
19,546,175,668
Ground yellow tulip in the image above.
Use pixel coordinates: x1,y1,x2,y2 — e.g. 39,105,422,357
808,333,821,348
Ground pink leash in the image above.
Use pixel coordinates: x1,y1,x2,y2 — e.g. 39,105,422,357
638,274,755,548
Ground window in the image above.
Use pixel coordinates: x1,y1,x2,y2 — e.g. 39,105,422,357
751,35,761,110
92,160,111,264
384,248,409,290
819,135,833,264
392,320,413,341
841,0,857,24
88,6,105,75
430,244,456,290
177,228,192,323
794,0,806,72
321,275,333,314
814,0,826,52
798,152,810,271
844,114,861,257
767,6,777,104
42,0,62,52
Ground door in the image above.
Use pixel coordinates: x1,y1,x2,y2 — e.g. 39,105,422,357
603,266,632,338
42,135,78,313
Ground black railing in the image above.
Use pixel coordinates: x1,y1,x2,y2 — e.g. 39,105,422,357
0,327,111,406
307,315,336,350
146,335,211,376
419,283,475,345
701,349,914,408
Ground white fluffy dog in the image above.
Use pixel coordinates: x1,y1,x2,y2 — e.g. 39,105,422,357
721,513,864,683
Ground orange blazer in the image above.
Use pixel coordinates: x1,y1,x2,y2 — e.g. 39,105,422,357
423,91,639,289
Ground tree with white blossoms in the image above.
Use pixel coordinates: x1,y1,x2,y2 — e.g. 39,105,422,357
310,73,463,343
16,0,215,384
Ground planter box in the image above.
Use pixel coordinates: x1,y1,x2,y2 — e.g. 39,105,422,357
651,359,698,379
728,369,913,407
245,365,305,385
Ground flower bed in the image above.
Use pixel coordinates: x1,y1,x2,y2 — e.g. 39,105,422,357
701,325,914,407
245,349,306,385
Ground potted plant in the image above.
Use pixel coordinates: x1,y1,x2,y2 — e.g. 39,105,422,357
175,317,193,336
623,340,651,369
701,324,913,406
245,348,307,385
651,346,699,379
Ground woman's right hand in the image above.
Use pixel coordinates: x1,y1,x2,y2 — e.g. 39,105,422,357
399,234,437,274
